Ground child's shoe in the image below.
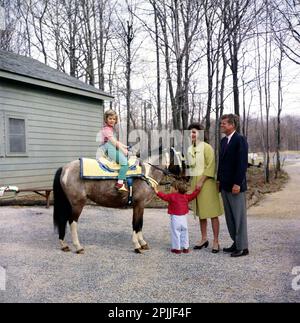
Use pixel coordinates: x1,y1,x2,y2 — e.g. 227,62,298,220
182,248,190,254
171,249,182,254
115,183,128,192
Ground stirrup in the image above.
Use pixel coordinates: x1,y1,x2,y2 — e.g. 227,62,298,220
115,183,128,192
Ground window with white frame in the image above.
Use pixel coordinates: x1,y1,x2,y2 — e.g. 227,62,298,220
5,114,28,156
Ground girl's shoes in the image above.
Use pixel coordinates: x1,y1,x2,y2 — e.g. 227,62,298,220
171,249,182,254
115,183,128,192
193,240,209,250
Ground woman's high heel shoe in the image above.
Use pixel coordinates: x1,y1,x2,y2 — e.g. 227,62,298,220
212,244,220,253
193,240,209,250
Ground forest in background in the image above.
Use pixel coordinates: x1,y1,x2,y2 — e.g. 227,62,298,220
1,0,300,183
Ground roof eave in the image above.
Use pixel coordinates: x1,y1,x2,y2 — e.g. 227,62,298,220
0,70,114,102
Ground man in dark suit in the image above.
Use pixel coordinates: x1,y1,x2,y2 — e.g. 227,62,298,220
217,114,249,257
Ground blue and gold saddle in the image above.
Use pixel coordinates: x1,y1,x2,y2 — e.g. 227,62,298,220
80,156,144,180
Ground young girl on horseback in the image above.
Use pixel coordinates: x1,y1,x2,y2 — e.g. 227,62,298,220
100,109,129,192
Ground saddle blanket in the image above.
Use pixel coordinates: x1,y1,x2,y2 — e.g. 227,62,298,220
80,157,144,180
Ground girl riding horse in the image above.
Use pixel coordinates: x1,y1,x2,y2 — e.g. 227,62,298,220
99,109,129,192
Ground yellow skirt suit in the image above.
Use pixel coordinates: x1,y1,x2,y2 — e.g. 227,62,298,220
187,142,223,219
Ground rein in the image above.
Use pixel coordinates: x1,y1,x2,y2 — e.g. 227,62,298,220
144,162,178,178
142,161,178,189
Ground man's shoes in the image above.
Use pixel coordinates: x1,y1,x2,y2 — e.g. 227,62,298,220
182,248,190,254
231,249,249,257
171,249,182,254
193,240,209,250
223,244,236,253
115,183,128,192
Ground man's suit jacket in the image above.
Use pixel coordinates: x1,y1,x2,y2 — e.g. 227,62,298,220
217,132,248,192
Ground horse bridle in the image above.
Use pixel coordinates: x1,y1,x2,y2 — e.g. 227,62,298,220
144,162,179,178
134,149,184,189
141,162,177,189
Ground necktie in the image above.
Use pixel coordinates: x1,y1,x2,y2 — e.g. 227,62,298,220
223,137,229,154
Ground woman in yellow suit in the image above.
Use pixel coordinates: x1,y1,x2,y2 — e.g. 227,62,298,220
187,123,223,253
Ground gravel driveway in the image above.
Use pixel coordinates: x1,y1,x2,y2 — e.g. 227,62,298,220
0,162,300,303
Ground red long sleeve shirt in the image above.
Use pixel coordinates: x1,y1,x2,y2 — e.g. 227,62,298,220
156,188,201,215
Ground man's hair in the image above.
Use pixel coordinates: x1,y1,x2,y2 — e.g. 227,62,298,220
220,114,240,129
104,109,118,124
171,180,188,194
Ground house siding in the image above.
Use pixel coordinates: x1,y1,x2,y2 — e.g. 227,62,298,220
0,80,103,189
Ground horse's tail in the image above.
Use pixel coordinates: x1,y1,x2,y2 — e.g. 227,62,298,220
53,167,72,240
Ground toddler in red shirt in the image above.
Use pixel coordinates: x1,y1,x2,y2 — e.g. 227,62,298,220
155,180,201,254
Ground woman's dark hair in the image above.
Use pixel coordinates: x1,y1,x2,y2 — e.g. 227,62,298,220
187,122,204,131
187,123,208,143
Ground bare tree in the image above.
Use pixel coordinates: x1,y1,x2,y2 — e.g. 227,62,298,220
112,1,140,142
254,0,267,178
203,0,226,144
29,0,49,64
275,36,284,177
263,0,272,183
272,0,300,65
78,0,95,85
222,0,256,120
91,0,115,90
154,0,203,130
152,2,162,130
214,3,228,158
19,1,33,56
203,0,215,141
0,0,29,52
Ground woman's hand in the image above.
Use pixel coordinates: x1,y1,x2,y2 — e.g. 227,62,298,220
195,184,202,191
196,180,204,190
195,179,204,190
195,176,207,191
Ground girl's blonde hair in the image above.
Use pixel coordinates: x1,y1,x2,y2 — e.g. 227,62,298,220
104,109,118,124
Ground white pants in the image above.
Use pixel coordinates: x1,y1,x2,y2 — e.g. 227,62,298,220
170,214,189,250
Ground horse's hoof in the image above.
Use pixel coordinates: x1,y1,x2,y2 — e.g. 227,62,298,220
76,248,85,254
61,246,71,252
134,248,143,254
141,244,150,250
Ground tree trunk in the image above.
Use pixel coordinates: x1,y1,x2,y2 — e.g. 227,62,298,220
275,46,283,177
231,31,240,119
126,20,133,144
153,3,162,131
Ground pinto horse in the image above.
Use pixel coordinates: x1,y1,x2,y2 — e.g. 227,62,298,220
53,156,168,254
